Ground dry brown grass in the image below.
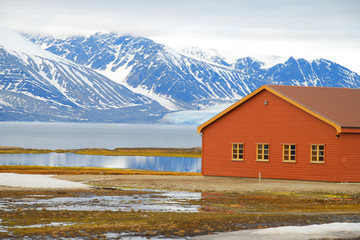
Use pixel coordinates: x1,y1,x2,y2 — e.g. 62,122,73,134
0,146,202,157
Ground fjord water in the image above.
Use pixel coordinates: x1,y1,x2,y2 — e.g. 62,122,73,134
0,122,201,149
0,122,202,172
0,153,201,172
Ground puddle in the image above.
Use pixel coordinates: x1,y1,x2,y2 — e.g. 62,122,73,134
11,222,74,228
0,189,201,213
0,220,74,234
104,232,190,240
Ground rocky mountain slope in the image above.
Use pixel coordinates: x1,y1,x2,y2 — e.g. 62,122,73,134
27,32,360,113
1,29,359,123
0,29,166,122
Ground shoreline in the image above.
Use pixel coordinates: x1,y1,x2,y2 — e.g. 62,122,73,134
0,165,201,176
0,146,202,158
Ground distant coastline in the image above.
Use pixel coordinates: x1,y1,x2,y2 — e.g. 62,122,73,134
0,146,202,158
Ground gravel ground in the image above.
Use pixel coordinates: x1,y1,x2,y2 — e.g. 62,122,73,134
54,175,360,194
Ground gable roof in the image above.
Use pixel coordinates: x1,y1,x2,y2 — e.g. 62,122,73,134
197,85,360,134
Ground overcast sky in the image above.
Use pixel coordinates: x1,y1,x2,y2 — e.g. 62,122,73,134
1,0,360,72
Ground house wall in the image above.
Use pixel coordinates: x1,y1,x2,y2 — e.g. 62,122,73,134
201,89,344,182
340,133,360,182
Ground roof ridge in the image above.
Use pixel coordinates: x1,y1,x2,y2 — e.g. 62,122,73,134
266,84,360,91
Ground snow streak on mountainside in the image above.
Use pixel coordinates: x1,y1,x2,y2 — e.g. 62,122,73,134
0,28,166,122
1,29,359,124
27,32,360,114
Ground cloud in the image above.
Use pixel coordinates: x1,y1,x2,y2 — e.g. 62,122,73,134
0,0,359,72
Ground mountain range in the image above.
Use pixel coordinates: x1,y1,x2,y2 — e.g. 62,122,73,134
1,28,359,124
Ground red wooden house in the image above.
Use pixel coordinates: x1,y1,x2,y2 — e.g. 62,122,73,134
197,85,360,182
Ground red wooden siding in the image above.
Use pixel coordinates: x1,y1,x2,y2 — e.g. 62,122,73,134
340,134,360,182
201,89,351,182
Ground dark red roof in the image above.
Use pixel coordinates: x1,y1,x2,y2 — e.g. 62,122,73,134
267,85,360,128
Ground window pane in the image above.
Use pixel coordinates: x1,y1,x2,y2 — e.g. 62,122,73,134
312,145,317,150
258,150,262,154
311,151,317,156
264,150,268,154
239,144,243,148
284,150,289,155
239,150,243,154
291,150,296,155
312,156,317,161
257,155,262,159
284,156,289,160
284,145,289,150
264,155,268,160
233,154,237,159
291,156,296,161
319,151,324,156
264,145,269,149
319,157,324,161
258,145,263,149
291,145,296,150
239,154,243,159
319,145,324,150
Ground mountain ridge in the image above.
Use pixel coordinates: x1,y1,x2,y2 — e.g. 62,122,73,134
27,32,360,106
1,29,359,124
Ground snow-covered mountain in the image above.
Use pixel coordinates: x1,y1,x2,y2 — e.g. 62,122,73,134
1,29,359,123
0,28,166,122
27,32,360,112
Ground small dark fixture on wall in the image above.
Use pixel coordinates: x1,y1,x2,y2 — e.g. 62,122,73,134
264,100,268,106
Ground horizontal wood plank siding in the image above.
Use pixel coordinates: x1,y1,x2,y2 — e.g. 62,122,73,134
202,89,343,182
341,134,360,182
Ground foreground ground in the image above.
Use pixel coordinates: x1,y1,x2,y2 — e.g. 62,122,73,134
0,170,359,239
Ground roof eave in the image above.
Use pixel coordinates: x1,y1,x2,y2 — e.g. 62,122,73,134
340,127,360,133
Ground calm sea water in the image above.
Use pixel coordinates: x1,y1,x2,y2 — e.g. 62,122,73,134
0,153,201,172
0,122,201,149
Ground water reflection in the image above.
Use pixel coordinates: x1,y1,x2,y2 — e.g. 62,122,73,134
0,189,201,213
0,153,201,172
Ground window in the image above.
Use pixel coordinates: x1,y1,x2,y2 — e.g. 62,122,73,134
257,144,269,161
232,143,244,161
310,145,325,163
283,144,296,162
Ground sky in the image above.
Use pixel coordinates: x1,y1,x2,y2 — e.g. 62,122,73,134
1,0,360,73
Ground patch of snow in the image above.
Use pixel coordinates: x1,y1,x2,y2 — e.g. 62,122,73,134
252,55,288,69
100,63,132,85
0,99,12,107
0,28,71,65
181,46,225,62
194,222,360,240
0,173,89,189
99,66,180,111
13,222,74,228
